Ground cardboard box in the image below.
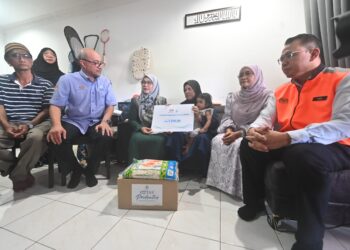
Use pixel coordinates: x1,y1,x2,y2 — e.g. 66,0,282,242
117,177,178,211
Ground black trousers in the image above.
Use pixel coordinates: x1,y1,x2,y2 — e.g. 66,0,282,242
240,138,350,250
50,121,113,175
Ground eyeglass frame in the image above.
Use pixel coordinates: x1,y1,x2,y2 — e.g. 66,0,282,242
81,58,105,67
141,80,153,85
8,53,32,60
277,50,309,64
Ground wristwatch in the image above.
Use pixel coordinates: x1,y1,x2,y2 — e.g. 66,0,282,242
27,122,34,129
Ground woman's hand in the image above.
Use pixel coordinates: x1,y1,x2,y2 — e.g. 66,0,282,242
222,129,241,145
141,127,152,134
199,128,208,133
192,105,199,115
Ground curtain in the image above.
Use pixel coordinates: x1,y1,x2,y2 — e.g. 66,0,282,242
304,0,350,67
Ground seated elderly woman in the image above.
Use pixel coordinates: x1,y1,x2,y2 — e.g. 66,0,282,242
206,65,273,199
128,74,167,163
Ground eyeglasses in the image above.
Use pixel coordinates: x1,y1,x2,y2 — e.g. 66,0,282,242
277,50,305,64
238,71,254,78
9,53,32,60
141,80,153,85
81,59,105,67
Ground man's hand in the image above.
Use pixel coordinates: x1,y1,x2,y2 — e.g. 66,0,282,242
95,122,113,136
14,124,30,138
141,127,152,134
246,127,270,152
222,128,241,145
246,127,291,151
264,130,291,150
5,124,27,138
47,125,66,145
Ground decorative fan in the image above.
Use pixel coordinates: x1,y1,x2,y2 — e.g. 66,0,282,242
131,47,151,80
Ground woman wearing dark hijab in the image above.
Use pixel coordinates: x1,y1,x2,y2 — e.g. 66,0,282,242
165,80,202,161
181,80,202,104
32,47,64,86
165,79,219,181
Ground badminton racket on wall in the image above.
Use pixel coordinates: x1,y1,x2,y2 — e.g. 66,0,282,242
100,28,110,63
84,34,99,49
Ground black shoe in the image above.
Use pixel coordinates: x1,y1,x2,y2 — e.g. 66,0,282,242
67,168,82,189
85,172,98,187
238,203,265,221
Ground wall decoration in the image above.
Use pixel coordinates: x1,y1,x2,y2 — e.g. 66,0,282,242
131,47,151,80
185,6,241,28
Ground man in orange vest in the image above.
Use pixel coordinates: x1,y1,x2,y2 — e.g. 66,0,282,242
238,33,350,250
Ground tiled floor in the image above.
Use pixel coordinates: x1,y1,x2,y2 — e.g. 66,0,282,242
0,163,349,250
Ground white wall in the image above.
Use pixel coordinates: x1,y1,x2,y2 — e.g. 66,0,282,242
0,31,6,71
1,0,306,104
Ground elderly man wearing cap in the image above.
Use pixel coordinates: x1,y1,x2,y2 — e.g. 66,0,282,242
0,42,54,192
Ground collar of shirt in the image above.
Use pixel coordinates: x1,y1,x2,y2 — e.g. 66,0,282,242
291,64,326,88
79,70,98,82
9,72,41,85
14,79,31,90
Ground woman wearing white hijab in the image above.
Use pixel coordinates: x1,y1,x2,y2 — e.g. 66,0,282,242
206,65,273,198
128,73,167,163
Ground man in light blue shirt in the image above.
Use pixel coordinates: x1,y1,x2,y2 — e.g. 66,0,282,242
47,48,117,188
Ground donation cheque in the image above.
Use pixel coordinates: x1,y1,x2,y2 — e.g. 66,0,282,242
151,104,194,133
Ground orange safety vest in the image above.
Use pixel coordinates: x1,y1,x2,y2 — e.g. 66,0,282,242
275,68,350,146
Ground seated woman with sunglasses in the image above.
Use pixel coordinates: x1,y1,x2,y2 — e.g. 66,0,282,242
128,74,167,163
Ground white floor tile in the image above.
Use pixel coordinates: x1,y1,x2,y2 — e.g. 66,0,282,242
178,180,189,200
26,243,54,250
39,209,119,250
93,218,165,250
327,227,350,250
221,242,251,250
0,228,34,249
181,187,221,207
58,181,115,207
0,195,52,226
0,176,13,188
5,201,83,241
87,189,127,217
221,208,282,249
0,188,29,206
168,202,220,241
220,193,243,211
276,229,347,250
158,230,220,250
124,209,174,228
21,169,69,200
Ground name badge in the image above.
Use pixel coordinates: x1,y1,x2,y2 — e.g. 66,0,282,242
312,96,327,101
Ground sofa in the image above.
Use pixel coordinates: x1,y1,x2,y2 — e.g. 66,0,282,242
264,161,350,228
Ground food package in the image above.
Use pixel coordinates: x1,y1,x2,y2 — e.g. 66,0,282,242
122,159,178,181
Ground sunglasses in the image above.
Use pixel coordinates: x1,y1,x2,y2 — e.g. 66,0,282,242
9,53,32,60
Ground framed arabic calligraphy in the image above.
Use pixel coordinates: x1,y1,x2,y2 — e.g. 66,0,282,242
184,6,241,28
